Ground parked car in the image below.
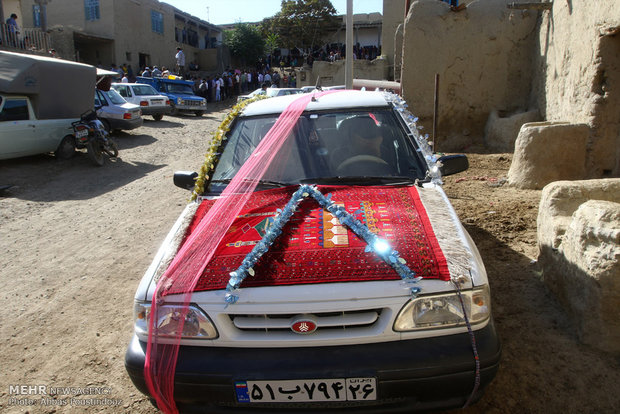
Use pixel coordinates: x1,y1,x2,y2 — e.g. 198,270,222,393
125,90,500,413
111,83,171,121
137,76,206,117
237,87,304,103
0,50,96,160
95,87,143,133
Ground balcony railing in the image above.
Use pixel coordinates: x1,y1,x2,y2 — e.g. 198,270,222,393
0,24,51,53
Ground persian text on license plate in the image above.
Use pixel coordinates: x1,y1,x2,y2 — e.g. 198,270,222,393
235,377,376,403
75,129,89,138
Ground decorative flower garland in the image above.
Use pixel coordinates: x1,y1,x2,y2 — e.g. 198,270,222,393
191,95,269,201
225,184,422,304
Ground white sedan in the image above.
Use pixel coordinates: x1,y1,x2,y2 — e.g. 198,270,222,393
125,90,501,413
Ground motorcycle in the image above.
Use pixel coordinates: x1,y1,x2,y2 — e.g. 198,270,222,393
71,109,119,166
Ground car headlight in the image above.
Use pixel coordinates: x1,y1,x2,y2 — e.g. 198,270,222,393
133,302,218,339
394,285,491,331
176,97,182,105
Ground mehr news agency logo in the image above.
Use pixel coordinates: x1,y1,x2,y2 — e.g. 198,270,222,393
7,384,123,407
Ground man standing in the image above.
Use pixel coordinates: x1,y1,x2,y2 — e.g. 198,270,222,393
175,47,186,76
198,78,208,99
5,13,20,48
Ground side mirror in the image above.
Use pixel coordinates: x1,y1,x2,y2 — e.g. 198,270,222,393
174,171,198,190
438,154,469,176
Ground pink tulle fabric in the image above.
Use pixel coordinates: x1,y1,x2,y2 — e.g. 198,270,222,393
144,91,340,413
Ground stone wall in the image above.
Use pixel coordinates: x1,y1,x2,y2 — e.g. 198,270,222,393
381,0,407,80
400,0,538,151
537,179,620,354
532,1,620,177
296,58,389,88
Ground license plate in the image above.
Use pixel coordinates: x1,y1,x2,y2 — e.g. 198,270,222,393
75,129,88,138
235,377,376,403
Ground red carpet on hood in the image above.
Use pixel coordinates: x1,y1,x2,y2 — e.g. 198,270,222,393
180,185,450,292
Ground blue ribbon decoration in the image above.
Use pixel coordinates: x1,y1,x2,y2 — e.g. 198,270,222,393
225,185,422,304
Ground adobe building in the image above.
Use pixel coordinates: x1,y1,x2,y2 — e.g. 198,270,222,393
399,0,619,179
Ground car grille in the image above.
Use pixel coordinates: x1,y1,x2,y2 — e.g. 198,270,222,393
180,99,205,107
228,309,383,334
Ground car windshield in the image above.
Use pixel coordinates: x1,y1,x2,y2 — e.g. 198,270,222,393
165,83,194,94
133,85,159,96
207,108,427,194
105,88,127,105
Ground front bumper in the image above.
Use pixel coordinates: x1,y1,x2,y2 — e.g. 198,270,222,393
125,321,501,413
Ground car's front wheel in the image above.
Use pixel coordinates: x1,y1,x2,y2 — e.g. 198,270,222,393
195,111,204,117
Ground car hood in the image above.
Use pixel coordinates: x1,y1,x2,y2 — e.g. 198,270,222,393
140,184,485,302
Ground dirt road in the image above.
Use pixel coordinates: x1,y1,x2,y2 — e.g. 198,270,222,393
1,103,618,413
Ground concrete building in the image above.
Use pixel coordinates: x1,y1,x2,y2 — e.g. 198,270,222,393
1,0,224,75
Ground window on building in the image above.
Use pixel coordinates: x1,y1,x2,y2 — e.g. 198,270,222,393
84,0,100,21
33,5,41,27
151,10,164,34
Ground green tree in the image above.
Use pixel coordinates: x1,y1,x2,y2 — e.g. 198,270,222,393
224,23,265,66
262,0,340,50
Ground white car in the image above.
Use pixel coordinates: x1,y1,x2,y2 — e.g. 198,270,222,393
95,88,143,132
111,83,171,121
237,87,304,103
125,90,500,412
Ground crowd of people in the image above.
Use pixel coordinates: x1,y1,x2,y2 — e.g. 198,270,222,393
265,43,382,69
189,68,298,103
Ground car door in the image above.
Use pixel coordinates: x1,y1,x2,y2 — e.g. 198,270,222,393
0,97,39,159
115,85,135,105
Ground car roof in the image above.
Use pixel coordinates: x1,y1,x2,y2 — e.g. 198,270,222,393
240,90,391,117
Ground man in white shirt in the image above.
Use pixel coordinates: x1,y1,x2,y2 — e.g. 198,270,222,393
215,77,222,102
175,48,186,75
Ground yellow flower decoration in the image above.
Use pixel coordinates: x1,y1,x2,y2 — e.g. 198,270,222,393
190,95,269,201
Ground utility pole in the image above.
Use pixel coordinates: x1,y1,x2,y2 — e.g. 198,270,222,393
345,0,353,89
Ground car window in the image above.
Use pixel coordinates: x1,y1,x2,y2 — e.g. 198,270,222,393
94,90,107,107
133,85,159,96
165,83,194,94
208,109,426,193
105,88,127,105
115,85,129,98
0,98,29,122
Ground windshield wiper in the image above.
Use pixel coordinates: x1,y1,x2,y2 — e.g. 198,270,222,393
299,176,417,186
209,178,293,188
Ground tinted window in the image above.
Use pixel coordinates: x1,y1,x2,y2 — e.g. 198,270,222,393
0,99,30,121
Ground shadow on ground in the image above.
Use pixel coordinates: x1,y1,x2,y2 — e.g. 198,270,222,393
0,154,166,202
444,225,620,413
